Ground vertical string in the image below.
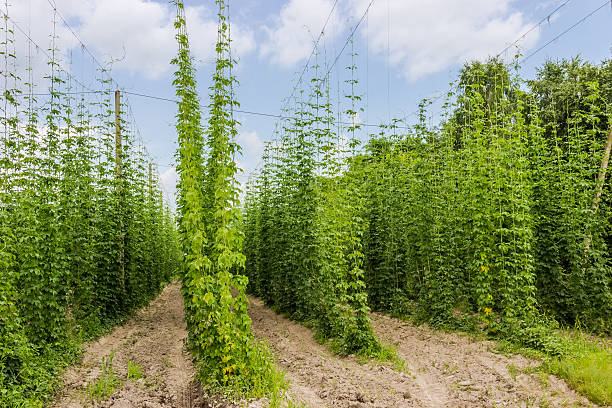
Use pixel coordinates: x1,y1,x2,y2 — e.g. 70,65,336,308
387,0,391,125
227,1,236,165
366,9,369,138
337,56,340,145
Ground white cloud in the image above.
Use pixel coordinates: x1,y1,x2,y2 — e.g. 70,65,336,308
5,0,79,90
6,0,255,82
186,7,256,67
159,166,177,208
76,0,256,79
235,130,264,195
237,130,264,163
350,0,540,79
260,0,345,67
75,0,176,79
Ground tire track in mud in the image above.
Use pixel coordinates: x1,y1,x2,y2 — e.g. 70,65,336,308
370,313,595,408
50,285,599,408
52,282,205,408
248,296,599,408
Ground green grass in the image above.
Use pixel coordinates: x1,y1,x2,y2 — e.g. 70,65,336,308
312,327,408,375
267,385,307,408
355,341,409,374
127,360,143,381
86,351,121,402
506,363,519,381
445,313,611,405
388,305,611,406
542,333,611,406
496,329,611,405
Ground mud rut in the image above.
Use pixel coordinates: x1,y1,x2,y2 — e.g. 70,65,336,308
51,283,598,408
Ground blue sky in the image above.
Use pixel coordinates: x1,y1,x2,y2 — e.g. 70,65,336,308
8,0,612,204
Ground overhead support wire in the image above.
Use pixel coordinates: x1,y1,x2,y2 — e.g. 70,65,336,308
45,0,159,168
5,0,163,186
18,0,608,137
46,0,119,88
320,0,376,89
12,88,414,132
400,0,607,123
121,90,413,130
521,0,610,64
496,0,572,59
285,0,340,107
0,9,97,93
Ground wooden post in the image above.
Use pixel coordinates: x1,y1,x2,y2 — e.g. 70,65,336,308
585,128,612,251
115,90,125,291
115,90,122,179
593,128,612,213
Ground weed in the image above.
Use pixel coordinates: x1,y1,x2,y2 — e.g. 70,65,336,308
507,363,519,381
497,328,611,405
267,385,307,408
539,396,552,408
86,351,121,402
127,360,143,381
537,372,550,389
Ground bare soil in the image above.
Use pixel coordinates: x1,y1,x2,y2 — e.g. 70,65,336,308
52,282,206,408
248,297,598,408
50,284,600,408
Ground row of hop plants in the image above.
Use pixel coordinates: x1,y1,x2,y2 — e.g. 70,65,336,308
243,44,381,355
359,58,611,341
528,58,612,334
362,61,538,329
243,51,611,357
171,0,278,398
0,3,181,406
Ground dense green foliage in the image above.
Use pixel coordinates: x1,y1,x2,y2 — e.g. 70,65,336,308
171,0,278,397
244,48,381,355
528,59,612,332
363,58,611,338
244,55,611,357
362,61,538,330
0,5,180,406
356,58,611,340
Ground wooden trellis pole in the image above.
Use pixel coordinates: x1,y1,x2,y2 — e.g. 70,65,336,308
593,128,612,213
585,128,612,251
115,90,122,179
115,90,125,291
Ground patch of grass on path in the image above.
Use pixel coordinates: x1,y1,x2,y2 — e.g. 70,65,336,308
383,306,611,405
543,333,611,405
86,351,121,402
127,360,143,381
498,330,611,406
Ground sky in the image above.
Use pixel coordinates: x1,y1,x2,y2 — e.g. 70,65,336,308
6,0,612,206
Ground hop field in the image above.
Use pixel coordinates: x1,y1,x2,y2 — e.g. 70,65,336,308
1,0,610,407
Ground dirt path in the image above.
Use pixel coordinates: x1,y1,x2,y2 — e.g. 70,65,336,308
51,284,598,408
371,314,595,408
248,297,598,408
52,282,204,408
